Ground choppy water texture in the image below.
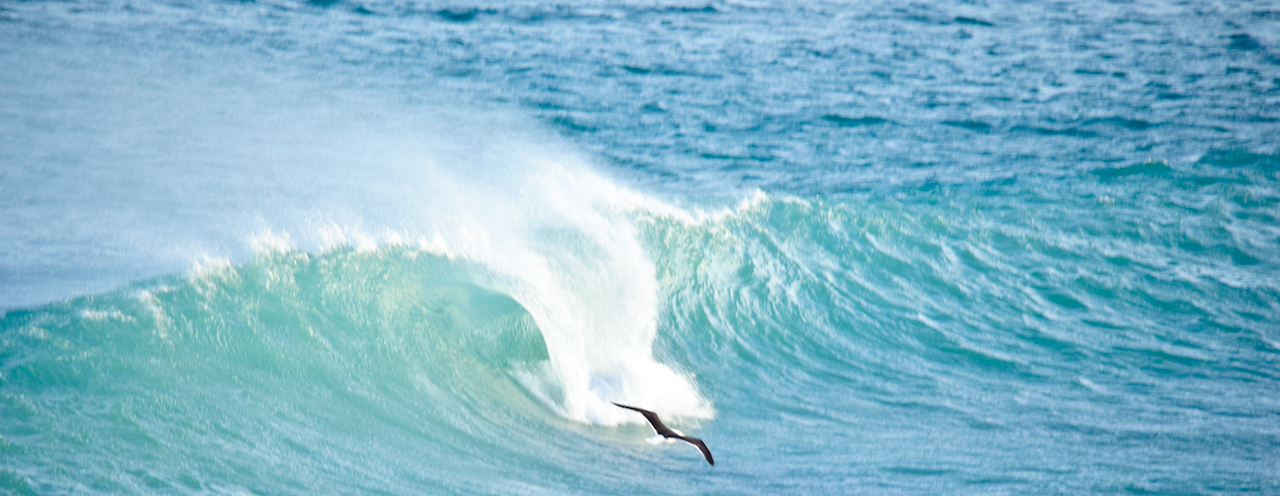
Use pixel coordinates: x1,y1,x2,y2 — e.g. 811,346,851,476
3,0,1280,494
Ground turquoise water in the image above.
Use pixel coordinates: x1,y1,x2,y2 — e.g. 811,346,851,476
3,0,1279,494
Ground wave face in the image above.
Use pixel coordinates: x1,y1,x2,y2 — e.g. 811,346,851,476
3,0,1280,494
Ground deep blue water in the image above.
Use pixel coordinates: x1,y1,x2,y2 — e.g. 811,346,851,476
2,0,1279,494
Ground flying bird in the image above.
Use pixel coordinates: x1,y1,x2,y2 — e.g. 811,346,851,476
612,402,714,466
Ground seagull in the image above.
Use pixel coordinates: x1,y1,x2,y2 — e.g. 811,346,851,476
612,402,714,466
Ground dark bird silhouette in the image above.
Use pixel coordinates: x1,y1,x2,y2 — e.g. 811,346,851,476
612,402,714,466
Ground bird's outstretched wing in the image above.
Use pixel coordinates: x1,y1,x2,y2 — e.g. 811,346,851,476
611,402,675,437
676,435,715,466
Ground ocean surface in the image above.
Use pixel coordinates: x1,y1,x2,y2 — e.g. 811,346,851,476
2,0,1279,493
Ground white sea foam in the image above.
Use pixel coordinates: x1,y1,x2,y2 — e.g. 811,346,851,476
1077,377,1104,393
248,231,294,254
78,309,132,322
632,188,770,226
189,254,235,275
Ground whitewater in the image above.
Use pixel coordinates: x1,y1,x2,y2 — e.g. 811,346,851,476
2,0,1278,494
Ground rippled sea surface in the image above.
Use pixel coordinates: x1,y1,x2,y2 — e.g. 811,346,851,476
2,0,1279,494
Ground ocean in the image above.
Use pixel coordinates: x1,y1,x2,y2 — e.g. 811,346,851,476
2,0,1278,493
